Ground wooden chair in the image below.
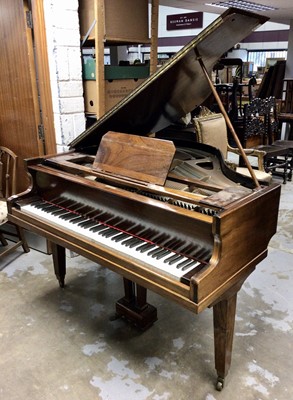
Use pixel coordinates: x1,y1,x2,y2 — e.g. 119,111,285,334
0,146,29,259
234,97,291,184
233,97,267,149
278,78,293,140
271,82,293,149
192,112,273,184
257,97,292,183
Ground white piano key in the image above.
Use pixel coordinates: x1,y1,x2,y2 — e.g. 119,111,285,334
21,202,200,280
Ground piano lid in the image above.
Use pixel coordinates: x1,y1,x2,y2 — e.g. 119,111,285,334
70,8,268,151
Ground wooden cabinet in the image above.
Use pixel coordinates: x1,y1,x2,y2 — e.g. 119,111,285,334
79,0,158,118
0,0,55,192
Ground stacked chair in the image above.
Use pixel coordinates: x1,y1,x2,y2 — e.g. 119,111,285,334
271,79,293,163
232,96,292,183
192,110,273,184
0,146,29,261
193,96,293,184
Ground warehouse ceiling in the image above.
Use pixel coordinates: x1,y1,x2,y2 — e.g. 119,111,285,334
160,0,293,25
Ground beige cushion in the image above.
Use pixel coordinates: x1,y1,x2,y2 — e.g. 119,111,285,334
236,167,272,183
0,200,8,225
193,113,228,158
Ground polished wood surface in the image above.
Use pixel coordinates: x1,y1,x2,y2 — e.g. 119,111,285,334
31,0,56,154
7,8,280,390
93,132,175,185
0,0,55,192
8,144,281,389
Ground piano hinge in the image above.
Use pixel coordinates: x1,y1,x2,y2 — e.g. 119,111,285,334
38,124,45,141
26,10,33,29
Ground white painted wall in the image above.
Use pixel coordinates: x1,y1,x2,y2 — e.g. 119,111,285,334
44,0,86,152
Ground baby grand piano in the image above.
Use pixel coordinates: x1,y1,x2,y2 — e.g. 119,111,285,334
8,8,281,390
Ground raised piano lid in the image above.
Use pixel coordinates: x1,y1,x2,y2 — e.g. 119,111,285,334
69,8,268,151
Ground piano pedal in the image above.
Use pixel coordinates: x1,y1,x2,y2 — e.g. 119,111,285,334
115,297,158,331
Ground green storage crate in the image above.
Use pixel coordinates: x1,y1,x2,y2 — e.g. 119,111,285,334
83,58,150,80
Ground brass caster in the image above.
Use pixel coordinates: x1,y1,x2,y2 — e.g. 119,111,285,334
216,377,224,391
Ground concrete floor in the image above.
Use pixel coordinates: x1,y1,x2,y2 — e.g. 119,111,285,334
0,178,292,400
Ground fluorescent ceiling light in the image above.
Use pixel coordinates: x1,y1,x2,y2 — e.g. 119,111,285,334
205,1,278,12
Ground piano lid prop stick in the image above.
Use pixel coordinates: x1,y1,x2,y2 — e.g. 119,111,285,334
195,51,261,189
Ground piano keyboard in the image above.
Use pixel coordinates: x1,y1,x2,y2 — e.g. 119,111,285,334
21,198,207,283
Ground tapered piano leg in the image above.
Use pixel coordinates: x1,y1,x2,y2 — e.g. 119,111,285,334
213,292,237,391
51,242,66,288
115,278,157,331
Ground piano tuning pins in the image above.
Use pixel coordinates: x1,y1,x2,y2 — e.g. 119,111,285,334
137,189,217,216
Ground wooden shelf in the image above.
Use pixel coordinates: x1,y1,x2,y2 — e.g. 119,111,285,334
79,0,158,118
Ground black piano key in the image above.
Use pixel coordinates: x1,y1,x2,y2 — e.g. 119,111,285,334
96,212,113,223
104,216,121,226
128,224,145,235
140,229,157,241
112,233,130,242
90,224,108,232
53,197,70,206
42,205,60,213
121,236,139,246
98,227,111,236
154,249,171,260
147,247,162,256
74,205,93,215
167,254,184,265
100,228,118,238
181,260,198,271
60,212,78,220
134,242,149,251
70,216,88,224
128,238,144,248
194,248,210,260
105,229,121,238
51,209,69,216
163,253,180,264
78,219,97,228
67,202,83,211
29,200,43,207
33,201,50,209
82,209,101,220
148,248,166,258
137,243,156,253
121,237,138,247
114,219,135,231
153,233,171,246
176,258,193,269
167,239,185,251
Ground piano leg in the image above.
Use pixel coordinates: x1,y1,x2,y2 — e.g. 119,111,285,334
115,278,157,331
51,242,66,288
213,292,237,391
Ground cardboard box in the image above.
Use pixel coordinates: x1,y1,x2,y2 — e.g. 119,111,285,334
105,78,144,110
79,0,149,42
79,0,95,38
84,78,144,113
